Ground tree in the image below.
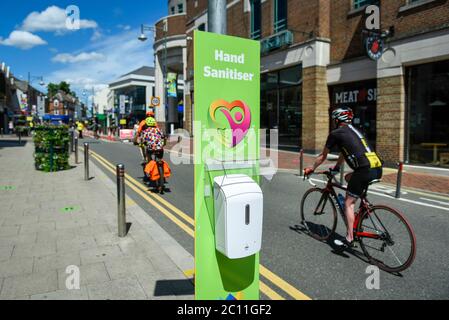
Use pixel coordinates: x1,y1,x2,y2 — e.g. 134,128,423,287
59,81,71,95
47,83,59,98
47,81,77,99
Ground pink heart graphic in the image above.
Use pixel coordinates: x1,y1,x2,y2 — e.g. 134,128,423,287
209,99,251,148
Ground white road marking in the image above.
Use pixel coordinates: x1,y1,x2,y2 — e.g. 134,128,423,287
419,198,449,207
309,178,449,212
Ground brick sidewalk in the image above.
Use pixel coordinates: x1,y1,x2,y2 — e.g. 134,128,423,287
163,136,449,195
0,137,194,300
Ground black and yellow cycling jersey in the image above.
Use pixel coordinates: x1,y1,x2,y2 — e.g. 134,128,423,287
325,125,382,171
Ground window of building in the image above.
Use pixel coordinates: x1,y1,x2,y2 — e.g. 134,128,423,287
178,3,184,13
250,0,262,40
274,0,287,33
171,6,175,15
261,65,302,151
353,0,379,9
198,23,206,31
406,60,449,167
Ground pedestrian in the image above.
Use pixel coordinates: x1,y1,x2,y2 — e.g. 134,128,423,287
77,121,84,139
8,121,14,135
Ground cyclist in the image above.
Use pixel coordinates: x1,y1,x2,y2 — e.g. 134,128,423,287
142,117,166,193
304,107,383,250
135,111,158,164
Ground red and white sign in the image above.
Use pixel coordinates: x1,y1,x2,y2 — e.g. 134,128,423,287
119,129,134,140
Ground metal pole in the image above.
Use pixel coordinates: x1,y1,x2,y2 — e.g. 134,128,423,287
84,143,90,181
116,164,127,237
74,136,79,164
299,149,304,177
70,130,74,153
395,162,404,199
339,164,345,185
18,130,22,144
208,0,227,34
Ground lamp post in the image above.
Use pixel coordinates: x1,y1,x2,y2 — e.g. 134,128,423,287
138,23,168,134
27,72,45,116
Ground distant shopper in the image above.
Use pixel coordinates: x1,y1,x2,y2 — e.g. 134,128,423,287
77,121,84,139
8,121,14,134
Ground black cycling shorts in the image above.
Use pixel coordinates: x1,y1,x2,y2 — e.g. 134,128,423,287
347,167,383,199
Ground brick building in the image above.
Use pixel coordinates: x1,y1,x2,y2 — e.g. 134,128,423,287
154,0,449,167
48,91,77,117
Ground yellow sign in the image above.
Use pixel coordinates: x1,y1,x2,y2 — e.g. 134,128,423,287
27,117,33,121
151,97,161,107
120,119,127,125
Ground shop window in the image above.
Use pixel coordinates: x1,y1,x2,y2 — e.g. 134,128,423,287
407,60,449,167
279,65,302,87
353,0,379,10
274,0,287,33
250,0,262,40
261,65,303,151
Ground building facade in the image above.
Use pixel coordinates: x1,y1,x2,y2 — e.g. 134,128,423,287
156,0,449,167
109,66,157,128
153,5,188,133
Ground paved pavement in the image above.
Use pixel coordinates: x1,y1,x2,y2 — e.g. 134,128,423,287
87,135,449,300
0,136,194,300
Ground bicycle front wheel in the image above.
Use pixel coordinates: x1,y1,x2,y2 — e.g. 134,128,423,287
358,205,416,273
301,188,337,241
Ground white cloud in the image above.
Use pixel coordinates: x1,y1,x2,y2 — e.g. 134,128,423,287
46,28,154,94
0,30,47,49
91,30,103,41
117,24,131,31
21,6,98,33
52,52,106,64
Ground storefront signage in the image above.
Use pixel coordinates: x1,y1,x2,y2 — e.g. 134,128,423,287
194,31,260,300
365,36,384,61
364,4,384,61
335,88,377,105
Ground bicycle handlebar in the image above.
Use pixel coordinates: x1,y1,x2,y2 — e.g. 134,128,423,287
303,169,340,187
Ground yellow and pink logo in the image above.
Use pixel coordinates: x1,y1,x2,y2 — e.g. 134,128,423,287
209,99,251,148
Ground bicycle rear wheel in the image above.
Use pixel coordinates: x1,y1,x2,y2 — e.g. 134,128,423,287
157,162,165,194
358,205,416,273
301,188,337,241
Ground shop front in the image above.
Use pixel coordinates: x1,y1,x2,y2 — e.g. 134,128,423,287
406,60,449,167
261,64,302,151
329,79,377,149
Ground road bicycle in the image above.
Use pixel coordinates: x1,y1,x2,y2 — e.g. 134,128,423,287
301,170,416,273
145,148,167,194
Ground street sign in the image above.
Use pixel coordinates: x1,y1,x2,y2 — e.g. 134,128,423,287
151,96,161,107
194,31,261,300
119,95,126,114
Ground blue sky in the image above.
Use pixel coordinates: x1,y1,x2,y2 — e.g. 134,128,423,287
0,0,167,96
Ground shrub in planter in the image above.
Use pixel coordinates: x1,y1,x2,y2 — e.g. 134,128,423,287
34,125,70,172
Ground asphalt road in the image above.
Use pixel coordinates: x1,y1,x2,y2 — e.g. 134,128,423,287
86,138,449,300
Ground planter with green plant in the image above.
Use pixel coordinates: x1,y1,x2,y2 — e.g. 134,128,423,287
33,125,70,172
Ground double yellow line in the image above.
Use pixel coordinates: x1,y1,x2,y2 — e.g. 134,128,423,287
89,149,311,301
